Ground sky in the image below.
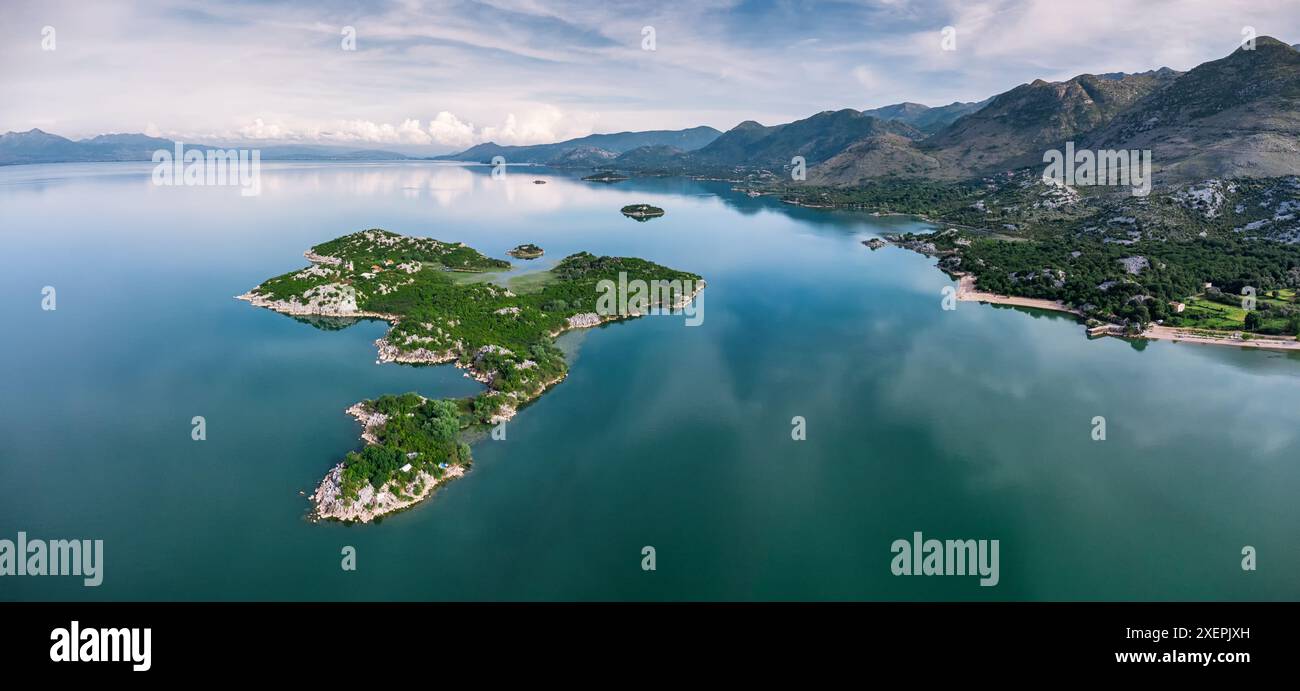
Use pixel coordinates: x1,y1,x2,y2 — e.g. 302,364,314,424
2,0,1297,154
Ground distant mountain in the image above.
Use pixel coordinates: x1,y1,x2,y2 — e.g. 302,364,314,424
919,69,1180,173
1083,36,1300,179
0,129,408,165
679,109,919,170
808,133,945,183
810,69,1181,184
548,145,618,167
251,144,408,161
436,126,721,164
78,132,178,160
862,99,990,135
613,145,687,168
859,102,930,125
0,129,85,164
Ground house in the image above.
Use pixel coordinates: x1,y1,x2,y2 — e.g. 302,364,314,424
1170,301,1186,313
399,463,413,473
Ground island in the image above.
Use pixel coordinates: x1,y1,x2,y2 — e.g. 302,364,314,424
582,171,629,183
238,229,704,522
506,243,545,259
621,204,665,221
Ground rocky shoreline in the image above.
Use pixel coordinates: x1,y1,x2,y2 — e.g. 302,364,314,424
243,249,707,524
310,400,468,522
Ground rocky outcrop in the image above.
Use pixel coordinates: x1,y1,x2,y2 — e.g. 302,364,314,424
373,337,458,365
312,459,465,523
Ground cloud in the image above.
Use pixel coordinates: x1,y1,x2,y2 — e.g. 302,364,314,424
426,111,477,148
478,106,599,146
189,107,597,150
1,0,1297,142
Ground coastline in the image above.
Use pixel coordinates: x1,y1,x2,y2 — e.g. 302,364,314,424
949,273,1300,352
309,402,465,523
1140,325,1300,351
241,251,707,523
954,273,1082,317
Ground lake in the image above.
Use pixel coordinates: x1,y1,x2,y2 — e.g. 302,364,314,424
1,161,1297,600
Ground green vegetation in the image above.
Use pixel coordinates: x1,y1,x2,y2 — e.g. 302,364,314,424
1172,289,1299,335
248,229,702,504
899,228,1300,334
582,171,628,183
621,204,666,221
507,243,545,259
506,269,559,294
338,394,469,501
772,172,1300,336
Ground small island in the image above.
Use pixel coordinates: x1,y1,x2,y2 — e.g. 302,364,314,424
582,171,629,183
506,243,545,259
621,204,665,221
239,229,704,522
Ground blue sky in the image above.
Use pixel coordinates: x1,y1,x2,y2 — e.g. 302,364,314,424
2,0,1297,153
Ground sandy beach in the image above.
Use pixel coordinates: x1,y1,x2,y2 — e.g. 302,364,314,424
953,274,1300,353
1140,325,1300,351
955,274,1083,316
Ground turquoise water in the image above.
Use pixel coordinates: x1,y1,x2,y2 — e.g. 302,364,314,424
1,161,1297,601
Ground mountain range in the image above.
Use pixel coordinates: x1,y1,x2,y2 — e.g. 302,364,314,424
5,37,1297,188
614,36,1296,188
432,126,723,164
861,100,991,135
0,130,409,166
808,38,1298,185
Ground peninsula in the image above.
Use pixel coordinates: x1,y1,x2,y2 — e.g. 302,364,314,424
239,229,704,522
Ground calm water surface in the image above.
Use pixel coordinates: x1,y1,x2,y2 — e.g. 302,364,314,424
1,161,1297,600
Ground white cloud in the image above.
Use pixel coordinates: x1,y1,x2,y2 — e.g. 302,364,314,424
478,106,599,146
194,107,597,150
426,111,477,148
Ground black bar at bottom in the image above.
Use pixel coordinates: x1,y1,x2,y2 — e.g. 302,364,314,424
0,601,1286,676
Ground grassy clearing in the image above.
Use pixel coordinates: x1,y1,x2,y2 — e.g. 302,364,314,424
1174,289,1297,332
449,270,506,286
507,270,560,295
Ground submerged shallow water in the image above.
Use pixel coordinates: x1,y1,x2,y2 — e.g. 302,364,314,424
1,161,1297,600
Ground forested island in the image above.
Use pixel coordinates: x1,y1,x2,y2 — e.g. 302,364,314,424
507,243,545,259
582,171,628,183
621,204,666,221
239,229,704,521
